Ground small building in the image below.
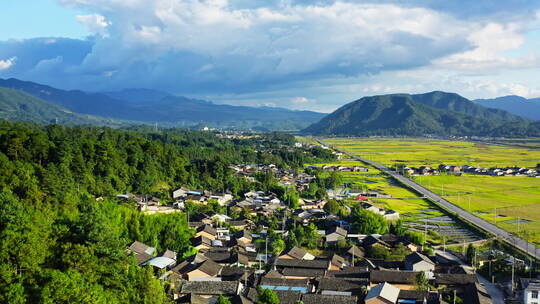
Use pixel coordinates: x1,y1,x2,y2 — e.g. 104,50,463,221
365,282,400,304
405,252,435,273
521,279,540,304
326,226,348,245
280,247,315,260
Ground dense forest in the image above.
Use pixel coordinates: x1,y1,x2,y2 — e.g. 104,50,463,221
0,121,334,303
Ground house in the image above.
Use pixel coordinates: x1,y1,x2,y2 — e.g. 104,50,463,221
162,249,178,260
521,279,540,304
281,267,326,280
370,270,418,290
127,241,156,265
128,240,156,256
365,282,400,304
362,235,391,250
204,249,233,265
382,210,400,221
228,219,252,230
172,187,190,199
280,247,315,260
361,203,380,213
143,256,176,270
274,258,330,277
346,245,365,261
179,281,242,298
301,294,358,304
317,277,367,296
330,254,348,270
326,226,348,245
195,225,217,240
405,252,435,273
259,277,312,293
172,258,222,280
210,193,234,206
192,235,213,252
234,230,253,245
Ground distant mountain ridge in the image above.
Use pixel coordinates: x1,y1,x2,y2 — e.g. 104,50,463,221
474,95,540,120
303,91,540,137
0,87,126,126
0,78,325,130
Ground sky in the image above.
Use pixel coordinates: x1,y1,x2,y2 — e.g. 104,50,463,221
1,0,540,112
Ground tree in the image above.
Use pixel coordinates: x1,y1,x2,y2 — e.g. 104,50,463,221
217,295,232,304
466,244,477,266
367,245,390,259
257,287,280,304
271,239,286,255
351,208,388,234
324,200,343,215
415,271,429,291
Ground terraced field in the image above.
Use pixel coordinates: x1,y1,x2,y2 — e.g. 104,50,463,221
322,137,540,244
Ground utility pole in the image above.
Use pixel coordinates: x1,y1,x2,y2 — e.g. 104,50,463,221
265,237,268,264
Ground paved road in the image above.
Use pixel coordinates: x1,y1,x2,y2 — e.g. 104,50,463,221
318,139,540,260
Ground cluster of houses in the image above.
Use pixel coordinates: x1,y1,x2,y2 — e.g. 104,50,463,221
230,164,317,191
318,165,369,173
461,165,538,177
126,224,493,304
401,164,539,177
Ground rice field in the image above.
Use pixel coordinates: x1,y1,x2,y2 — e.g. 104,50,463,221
321,137,540,244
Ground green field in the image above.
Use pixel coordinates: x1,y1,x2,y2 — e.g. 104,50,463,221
323,137,540,168
322,137,540,244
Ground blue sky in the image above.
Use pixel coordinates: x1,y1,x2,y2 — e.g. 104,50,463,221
1,0,540,112
0,0,87,40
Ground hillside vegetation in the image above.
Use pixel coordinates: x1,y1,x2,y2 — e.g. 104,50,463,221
303,92,540,137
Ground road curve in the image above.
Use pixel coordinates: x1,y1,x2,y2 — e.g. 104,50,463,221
318,139,540,260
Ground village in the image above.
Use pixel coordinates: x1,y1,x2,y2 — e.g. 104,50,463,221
400,164,540,177
116,159,522,304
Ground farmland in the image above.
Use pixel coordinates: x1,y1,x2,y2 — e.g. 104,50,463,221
323,137,540,168
321,137,540,244
308,158,482,244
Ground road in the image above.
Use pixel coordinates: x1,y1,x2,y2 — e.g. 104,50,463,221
318,139,540,260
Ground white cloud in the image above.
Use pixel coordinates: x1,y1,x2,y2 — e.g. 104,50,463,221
292,96,311,104
76,14,111,35
0,57,16,70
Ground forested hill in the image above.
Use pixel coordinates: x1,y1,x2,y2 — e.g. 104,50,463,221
0,86,126,126
303,92,540,137
0,122,334,302
0,78,325,131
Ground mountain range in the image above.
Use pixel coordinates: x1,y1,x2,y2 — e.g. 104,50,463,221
474,95,540,120
302,91,540,137
0,87,127,126
0,78,324,131
1,77,540,137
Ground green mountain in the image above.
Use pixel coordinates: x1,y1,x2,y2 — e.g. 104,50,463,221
302,92,540,137
0,87,126,126
0,78,325,130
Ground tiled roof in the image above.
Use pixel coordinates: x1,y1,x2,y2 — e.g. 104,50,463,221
275,258,329,269
282,268,325,278
370,270,418,284
180,281,239,295
301,294,358,304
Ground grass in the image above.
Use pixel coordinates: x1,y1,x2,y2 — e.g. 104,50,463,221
321,137,540,244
